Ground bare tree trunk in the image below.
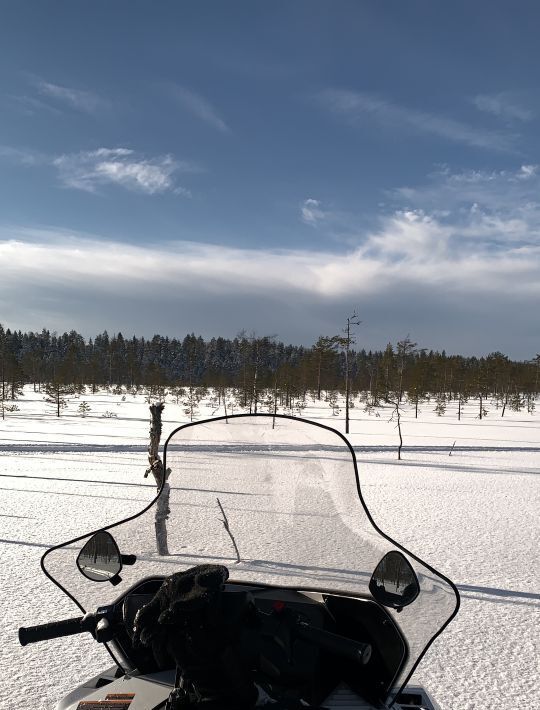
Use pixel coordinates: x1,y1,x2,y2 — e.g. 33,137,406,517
252,342,259,414
396,406,403,460
501,390,508,417
342,312,360,434
222,386,228,421
389,400,403,460
272,374,278,429
1,360,4,421
145,402,170,555
345,341,350,434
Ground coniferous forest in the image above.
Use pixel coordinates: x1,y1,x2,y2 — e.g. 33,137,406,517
1,324,539,421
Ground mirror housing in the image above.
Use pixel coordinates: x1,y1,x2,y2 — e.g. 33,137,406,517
369,551,420,611
76,531,123,585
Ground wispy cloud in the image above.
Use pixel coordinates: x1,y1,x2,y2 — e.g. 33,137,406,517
53,148,187,194
0,144,196,196
516,164,537,179
167,84,229,133
301,198,327,226
473,93,534,122
316,89,515,152
35,80,109,114
390,163,540,248
7,94,63,117
1,205,538,355
2,203,538,314
0,145,45,166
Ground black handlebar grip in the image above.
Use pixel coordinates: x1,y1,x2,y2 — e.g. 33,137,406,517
19,616,87,646
296,622,372,665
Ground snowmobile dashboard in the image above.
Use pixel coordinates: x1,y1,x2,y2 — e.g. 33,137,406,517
19,572,408,707
110,575,408,707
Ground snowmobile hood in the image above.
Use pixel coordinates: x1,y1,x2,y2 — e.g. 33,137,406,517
41,414,459,704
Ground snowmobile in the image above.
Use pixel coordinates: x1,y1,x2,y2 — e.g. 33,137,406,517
19,414,460,709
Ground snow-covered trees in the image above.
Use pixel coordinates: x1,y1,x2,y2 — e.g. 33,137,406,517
0,322,539,429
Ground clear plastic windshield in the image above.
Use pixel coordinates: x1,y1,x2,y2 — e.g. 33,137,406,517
42,415,459,703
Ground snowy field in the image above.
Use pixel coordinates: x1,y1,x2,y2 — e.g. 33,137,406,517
0,387,539,710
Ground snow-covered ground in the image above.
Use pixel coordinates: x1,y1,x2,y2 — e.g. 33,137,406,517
0,387,539,709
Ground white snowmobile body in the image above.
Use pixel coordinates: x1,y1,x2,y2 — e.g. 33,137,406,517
57,667,442,709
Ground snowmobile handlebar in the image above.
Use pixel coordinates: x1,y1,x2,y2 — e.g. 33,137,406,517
19,614,96,647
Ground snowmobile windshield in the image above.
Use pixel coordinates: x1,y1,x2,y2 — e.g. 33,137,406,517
42,414,459,703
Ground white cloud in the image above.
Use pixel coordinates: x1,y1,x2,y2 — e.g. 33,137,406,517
2,210,539,356
36,80,108,114
473,93,533,122
391,164,540,248
3,158,540,355
301,198,327,226
516,164,537,180
168,84,229,133
316,89,515,152
2,208,538,302
0,144,196,195
52,147,195,195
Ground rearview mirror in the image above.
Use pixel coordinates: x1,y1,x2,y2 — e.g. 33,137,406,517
77,531,122,584
369,551,419,610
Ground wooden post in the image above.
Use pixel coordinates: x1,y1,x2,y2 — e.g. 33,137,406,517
145,402,171,555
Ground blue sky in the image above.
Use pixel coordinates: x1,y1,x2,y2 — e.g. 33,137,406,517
1,1,539,357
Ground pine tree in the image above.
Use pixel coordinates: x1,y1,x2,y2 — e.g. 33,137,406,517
396,336,417,403
182,385,199,422
328,391,340,416
43,381,73,417
77,401,91,417
434,398,446,416
311,336,339,400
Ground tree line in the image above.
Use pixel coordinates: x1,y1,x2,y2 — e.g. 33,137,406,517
1,325,539,420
